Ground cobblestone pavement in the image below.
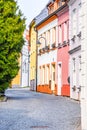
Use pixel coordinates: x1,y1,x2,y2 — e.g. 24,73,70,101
0,88,81,130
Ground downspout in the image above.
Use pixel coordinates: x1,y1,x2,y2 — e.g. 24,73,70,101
34,27,38,92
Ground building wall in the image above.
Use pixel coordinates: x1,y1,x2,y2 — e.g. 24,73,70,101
69,0,81,100
81,0,87,129
57,6,70,96
29,22,37,91
37,18,58,94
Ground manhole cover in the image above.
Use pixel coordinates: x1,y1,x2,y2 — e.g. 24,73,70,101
30,126,49,129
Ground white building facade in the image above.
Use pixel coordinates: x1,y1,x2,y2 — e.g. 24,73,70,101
68,0,82,100
81,0,87,129
37,17,58,94
21,31,30,87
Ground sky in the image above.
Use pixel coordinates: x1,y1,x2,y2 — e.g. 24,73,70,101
17,0,49,29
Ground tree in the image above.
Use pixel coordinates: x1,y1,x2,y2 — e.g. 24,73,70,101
0,0,26,93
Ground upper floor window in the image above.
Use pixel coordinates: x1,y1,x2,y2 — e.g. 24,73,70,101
52,27,56,44
48,5,54,14
58,1,62,7
64,22,67,41
59,25,62,43
78,3,82,33
72,8,77,36
46,30,50,46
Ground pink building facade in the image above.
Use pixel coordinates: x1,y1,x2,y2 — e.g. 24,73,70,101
56,5,70,96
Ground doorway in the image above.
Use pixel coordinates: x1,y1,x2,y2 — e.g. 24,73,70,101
58,63,62,95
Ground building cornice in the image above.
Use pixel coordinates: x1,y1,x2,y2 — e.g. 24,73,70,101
68,45,81,54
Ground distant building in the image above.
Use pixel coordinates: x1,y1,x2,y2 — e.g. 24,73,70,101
11,30,30,88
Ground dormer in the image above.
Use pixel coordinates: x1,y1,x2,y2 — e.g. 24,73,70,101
56,0,66,9
47,0,66,15
47,0,55,14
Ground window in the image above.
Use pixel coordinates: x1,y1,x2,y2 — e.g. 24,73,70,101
59,25,62,43
58,1,62,7
72,8,77,36
64,22,67,41
78,3,82,33
49,5,54,14
52,27,56,44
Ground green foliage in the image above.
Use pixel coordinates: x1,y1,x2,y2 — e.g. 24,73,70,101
0,0,26,93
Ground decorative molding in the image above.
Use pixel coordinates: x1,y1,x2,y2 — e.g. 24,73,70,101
51,43,56,48
77,86,81,91
58,43,62,48
42,48,45,52
77,31,81,38
45,45,50,51
71,35,76,42
62,40,67,47
72,85,76,91
68,45,81,54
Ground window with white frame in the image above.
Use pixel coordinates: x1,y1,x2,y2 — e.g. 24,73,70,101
78,3,82,33
59,25,62,43
72,8,77,36
58,1,62,7
64,22,67,41
52,27,56,44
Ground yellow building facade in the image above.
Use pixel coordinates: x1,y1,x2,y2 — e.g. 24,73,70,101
11,56,21,87
29,20,37,91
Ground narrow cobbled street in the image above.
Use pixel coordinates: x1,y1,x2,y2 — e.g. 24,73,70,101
0,88,81,130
